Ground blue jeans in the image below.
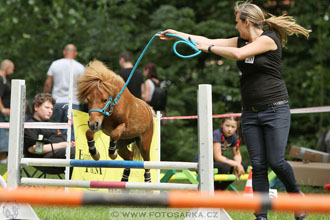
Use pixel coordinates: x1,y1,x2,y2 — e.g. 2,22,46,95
241,104,300,218
0,113,9,154
51,103,79,142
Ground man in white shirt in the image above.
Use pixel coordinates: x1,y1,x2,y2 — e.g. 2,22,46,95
43,44,84,141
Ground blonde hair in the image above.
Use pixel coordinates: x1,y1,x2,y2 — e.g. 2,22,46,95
234,1,311,47
76,60,123,101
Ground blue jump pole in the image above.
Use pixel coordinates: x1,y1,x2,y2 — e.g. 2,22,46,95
70,160,145,168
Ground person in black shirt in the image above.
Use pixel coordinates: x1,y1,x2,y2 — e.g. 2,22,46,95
24,93,75,174
0,59,14,164
118,51,143,99
156,2,310,220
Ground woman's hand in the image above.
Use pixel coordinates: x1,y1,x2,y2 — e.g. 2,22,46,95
28,145,36,153
195,44,209,52
155,29,179,40
1,108,10,116
233,164,245,180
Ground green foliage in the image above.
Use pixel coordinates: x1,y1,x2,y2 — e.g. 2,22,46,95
0,0,329,161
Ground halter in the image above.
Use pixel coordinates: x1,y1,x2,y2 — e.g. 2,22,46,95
88,31,201,117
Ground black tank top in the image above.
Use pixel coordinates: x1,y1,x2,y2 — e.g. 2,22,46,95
237,31,288,107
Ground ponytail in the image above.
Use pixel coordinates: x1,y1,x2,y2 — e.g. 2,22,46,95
265,14,311,47
235,1,311,47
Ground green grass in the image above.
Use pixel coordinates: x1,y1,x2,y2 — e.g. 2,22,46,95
30,206,330,220
1,164,330,220
32,206,111,220
227,210,330,220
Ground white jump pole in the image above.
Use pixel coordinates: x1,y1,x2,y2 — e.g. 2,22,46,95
20,178,198,190
65,60,74,181
192,85,232,220
197,84,214,193
156,110,162,183
7,80,26,187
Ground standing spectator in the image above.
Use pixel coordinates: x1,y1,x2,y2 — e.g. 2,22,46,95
157,2,310,219
43,44,84,141
142,63,167,112
0,59,14,164
142,63,160,105
118,51,143,99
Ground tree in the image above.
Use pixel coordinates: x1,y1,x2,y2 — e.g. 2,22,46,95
1,0,329,161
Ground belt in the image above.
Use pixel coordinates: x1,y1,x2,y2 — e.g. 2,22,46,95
242,100,289,112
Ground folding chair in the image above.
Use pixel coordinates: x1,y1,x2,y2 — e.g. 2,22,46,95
22,165,64,179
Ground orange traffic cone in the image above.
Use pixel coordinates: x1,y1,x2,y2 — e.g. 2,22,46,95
324,180,330,192
243,169,253,197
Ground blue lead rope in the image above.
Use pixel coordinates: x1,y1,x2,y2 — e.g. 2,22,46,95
89,31,202,117
165,33,202,58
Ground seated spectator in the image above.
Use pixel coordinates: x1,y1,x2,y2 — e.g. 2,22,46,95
212,114,248,190
24,93,75,175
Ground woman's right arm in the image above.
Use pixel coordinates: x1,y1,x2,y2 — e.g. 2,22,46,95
156,29,237,48
28,142,72,154
0,97,9,116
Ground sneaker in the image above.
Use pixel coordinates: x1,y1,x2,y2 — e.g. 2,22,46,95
294,192,307,220
255,217,267,220
294,212,307,220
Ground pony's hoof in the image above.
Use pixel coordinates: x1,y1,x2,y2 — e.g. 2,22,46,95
144,172,151,182
109,151,118,160
121,178,129,182
91,151,100,161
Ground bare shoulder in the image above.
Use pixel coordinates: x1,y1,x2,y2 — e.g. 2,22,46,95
258,35,278,50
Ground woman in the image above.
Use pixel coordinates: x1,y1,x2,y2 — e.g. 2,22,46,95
213,115,247,190
141,63,160,108
157,2,310,220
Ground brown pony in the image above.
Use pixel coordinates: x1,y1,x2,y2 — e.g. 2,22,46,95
77,60,154,182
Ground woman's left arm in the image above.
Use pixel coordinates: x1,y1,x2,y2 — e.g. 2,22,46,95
142,80,151,102
232,146,245,179
232,146,242,164
196,35,277,60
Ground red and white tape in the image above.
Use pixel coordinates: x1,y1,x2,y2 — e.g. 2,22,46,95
0,106,328,128
0,122,70,129
161,106,330,120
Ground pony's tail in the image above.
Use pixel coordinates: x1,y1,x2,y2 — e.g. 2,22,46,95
132,143,143,161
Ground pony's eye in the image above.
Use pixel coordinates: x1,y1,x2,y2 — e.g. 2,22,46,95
103,99,108,103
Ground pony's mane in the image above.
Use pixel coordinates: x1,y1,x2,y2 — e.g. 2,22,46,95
77,60,123,101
